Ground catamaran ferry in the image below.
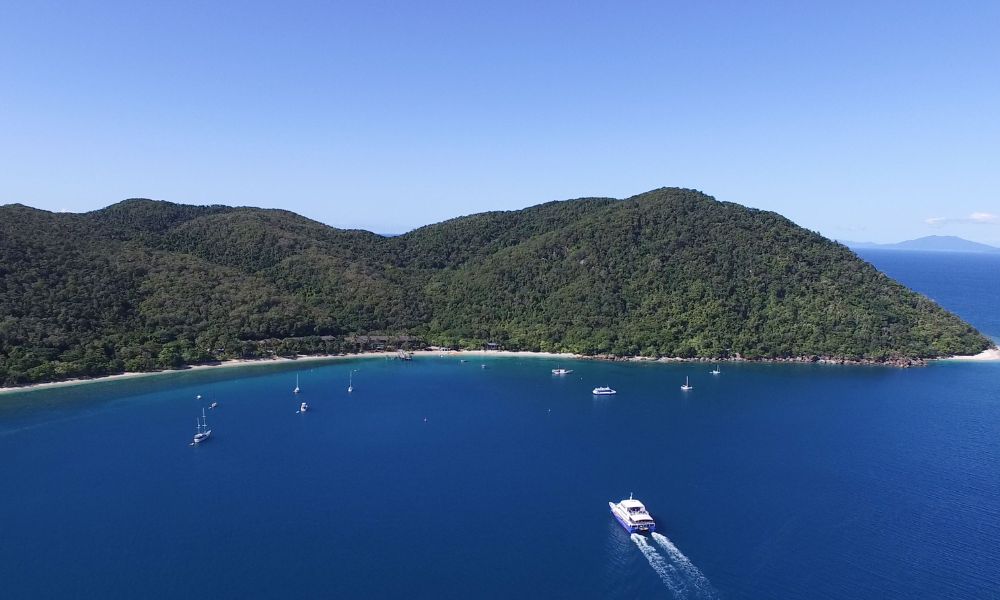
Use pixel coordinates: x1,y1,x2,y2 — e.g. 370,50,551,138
609,494,656,533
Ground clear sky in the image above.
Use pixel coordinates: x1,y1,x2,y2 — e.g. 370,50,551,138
2,1,998,243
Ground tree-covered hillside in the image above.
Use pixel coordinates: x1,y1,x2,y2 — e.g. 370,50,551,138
0,188,992,385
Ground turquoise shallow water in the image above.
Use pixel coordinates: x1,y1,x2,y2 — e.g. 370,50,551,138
1,251,999,599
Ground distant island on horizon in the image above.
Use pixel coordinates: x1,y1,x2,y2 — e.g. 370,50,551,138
1,188,993,387
843,235,1000,254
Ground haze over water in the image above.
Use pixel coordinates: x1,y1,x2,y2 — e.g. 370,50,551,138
1,251,998,599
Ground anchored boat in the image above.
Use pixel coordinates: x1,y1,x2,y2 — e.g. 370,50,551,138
192,409,212,445
592,386,617,395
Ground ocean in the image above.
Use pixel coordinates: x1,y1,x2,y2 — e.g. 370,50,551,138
0,250,998,599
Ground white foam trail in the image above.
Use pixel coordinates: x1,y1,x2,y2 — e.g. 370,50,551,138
651,532,717,598
631,533,685,596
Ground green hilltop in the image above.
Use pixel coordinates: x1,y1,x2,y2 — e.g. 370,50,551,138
0,188,992,385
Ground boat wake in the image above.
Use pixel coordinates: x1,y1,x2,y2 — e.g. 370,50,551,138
630,533,718,599
651,532,717,598
631,534,685,596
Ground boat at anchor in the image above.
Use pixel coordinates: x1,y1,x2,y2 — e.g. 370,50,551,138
192,409,212,445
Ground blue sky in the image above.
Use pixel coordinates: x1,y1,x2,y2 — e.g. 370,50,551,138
2,1,998,242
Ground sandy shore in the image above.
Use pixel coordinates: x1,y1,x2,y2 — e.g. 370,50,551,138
0,350,580,395
4,345,997,395
0,352,392,395
941,347,1000,362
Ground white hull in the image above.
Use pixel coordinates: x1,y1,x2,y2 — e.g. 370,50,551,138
609,497,656,533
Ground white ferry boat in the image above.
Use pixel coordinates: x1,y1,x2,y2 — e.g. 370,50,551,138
592,386,617,395
552,368,573,375
609,494,656,533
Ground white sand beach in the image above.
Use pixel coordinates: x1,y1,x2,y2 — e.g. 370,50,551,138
942,347,1000,362
0,350,581,395
5,345,997,395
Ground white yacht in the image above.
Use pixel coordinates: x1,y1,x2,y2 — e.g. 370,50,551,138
551,368,574,375
192,409,212,444
609,494,656,533
299,401,309,413
592,386,617,395
710,365,721,375
209,401,218,409
294,374,300,394
681,376,693,391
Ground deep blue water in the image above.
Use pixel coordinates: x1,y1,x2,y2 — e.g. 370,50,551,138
1,252,999,599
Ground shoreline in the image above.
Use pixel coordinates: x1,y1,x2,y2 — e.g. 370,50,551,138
940,347,1000,362
2,347,997,395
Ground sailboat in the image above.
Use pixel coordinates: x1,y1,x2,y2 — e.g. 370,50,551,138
192,408,212,444
293,374,300,394
348,370,354,393
710,365,721,375
681,376,693,391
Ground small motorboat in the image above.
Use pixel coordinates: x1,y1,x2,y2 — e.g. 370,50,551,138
551,368,573,375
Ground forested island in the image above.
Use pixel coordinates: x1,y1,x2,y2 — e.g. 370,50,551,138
0,188,993,386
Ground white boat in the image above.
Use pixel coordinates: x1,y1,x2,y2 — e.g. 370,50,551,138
551,368,574,375
192,409,212,444
299,401,309,413
592,386,617,395
710,365,721,375
209,401,218,409
348,369,354,393
681,376,693,391
609,494,656,533
294,374,300,394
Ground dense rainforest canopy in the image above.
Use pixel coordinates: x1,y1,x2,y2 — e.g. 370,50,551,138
0,188,992,385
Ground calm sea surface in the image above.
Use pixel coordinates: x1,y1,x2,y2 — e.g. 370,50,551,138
1,251,998,599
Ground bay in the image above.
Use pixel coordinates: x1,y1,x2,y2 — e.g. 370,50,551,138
1,251,998,599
